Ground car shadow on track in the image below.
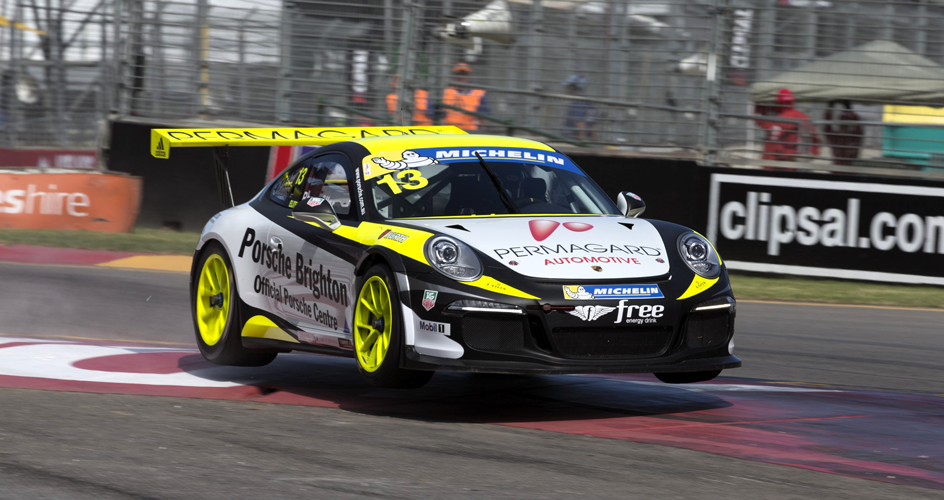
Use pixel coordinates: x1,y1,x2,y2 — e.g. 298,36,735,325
177,352,732,424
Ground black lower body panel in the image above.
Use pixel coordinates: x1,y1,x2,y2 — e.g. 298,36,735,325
404,349,741,375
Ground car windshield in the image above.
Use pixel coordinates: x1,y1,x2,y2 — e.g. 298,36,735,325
363,147,619,219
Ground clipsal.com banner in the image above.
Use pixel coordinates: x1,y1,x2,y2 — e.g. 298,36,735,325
0,172,142,232
705,172,944,285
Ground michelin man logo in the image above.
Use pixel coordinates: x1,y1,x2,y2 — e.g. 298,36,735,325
563,285,594,300
371,150,438,171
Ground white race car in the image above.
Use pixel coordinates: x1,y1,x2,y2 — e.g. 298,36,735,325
151,126,740,388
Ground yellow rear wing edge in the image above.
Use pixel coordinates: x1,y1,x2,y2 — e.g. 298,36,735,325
150,126,467,159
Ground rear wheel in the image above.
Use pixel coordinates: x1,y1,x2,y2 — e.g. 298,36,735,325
353,264,433,389
192,242,277,367
655,370,721,384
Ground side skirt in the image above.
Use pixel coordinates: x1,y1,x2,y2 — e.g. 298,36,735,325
242,337,356,358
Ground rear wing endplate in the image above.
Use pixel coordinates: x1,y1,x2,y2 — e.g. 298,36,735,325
150,126,466,160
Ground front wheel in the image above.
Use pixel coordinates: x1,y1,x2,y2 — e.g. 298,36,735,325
192,242,277,367
353,264,433,389
654,370,721,384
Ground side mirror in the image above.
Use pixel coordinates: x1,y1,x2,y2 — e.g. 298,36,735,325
293,196,340,230
616,191,646,218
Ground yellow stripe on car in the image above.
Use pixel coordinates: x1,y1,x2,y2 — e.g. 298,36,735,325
461,276,540,300
240,315,300,343
309,221,540,300
332,222,433,266
677,276,719,300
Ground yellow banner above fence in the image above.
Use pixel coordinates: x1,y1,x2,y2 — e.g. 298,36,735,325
150,126,467,159
0,15,46,35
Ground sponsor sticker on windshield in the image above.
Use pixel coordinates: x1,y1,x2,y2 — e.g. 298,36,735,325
562,284,663,300
362,147,584,181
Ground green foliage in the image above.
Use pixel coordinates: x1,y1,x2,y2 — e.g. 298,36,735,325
730,273,944,309
0,228,199,255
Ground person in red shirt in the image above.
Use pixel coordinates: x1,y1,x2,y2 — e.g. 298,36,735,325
755,88,820,161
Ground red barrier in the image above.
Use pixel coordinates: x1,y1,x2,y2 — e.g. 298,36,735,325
0,172,142,232
0,148,97,169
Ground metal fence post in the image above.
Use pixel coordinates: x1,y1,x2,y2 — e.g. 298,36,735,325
151,1,165,117
432,0,452,127
52,0,67,147
525,0,543,128
98,8,109,121
615,0,630,142
395,0,420,127
127,0,144,119
915,0,927,56
6,0,22,148
195,0,209,117
755,2,773,82
701,0,726,166
238,12,250,120
276,0,292,123
804,0,817,64
114,0,130,118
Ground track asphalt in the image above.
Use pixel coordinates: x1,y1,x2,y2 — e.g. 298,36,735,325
0,246,942,499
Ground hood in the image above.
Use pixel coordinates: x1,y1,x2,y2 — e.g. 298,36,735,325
397,216,670,280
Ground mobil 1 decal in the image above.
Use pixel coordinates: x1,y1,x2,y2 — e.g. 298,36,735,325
706,173,944,282
237,228,350,332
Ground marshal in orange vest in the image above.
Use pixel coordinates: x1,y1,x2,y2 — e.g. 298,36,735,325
386,90,432,126
442,88,486,131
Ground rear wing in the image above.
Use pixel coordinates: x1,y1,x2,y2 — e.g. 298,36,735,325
149,126,466,208
150,126,466,160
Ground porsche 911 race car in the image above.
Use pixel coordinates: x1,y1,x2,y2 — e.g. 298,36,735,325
151,126,740,388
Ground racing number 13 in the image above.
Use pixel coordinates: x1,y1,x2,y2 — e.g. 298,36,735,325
376,169,428,195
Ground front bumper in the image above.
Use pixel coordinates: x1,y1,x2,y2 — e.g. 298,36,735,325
405,351,741,375
399,269,741,375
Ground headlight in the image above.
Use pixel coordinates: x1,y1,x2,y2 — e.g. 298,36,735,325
424,235,483,281
677,232,722,279
447,300,524,314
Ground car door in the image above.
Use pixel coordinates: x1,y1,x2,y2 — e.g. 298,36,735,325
248,160,310,319
267,153,360,346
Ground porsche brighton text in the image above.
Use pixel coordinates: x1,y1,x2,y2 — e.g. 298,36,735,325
239,228,349,306
251,275,340,330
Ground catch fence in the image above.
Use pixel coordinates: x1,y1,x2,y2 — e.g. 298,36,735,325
4,0,944,174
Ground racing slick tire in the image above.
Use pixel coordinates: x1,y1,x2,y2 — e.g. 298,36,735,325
192,242,277,367
655,370,722,384
353,264,434,389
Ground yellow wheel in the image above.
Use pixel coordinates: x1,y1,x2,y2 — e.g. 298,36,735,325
191,242,277,367
354,276,392,372
196,254,230,347
353,264,433,388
